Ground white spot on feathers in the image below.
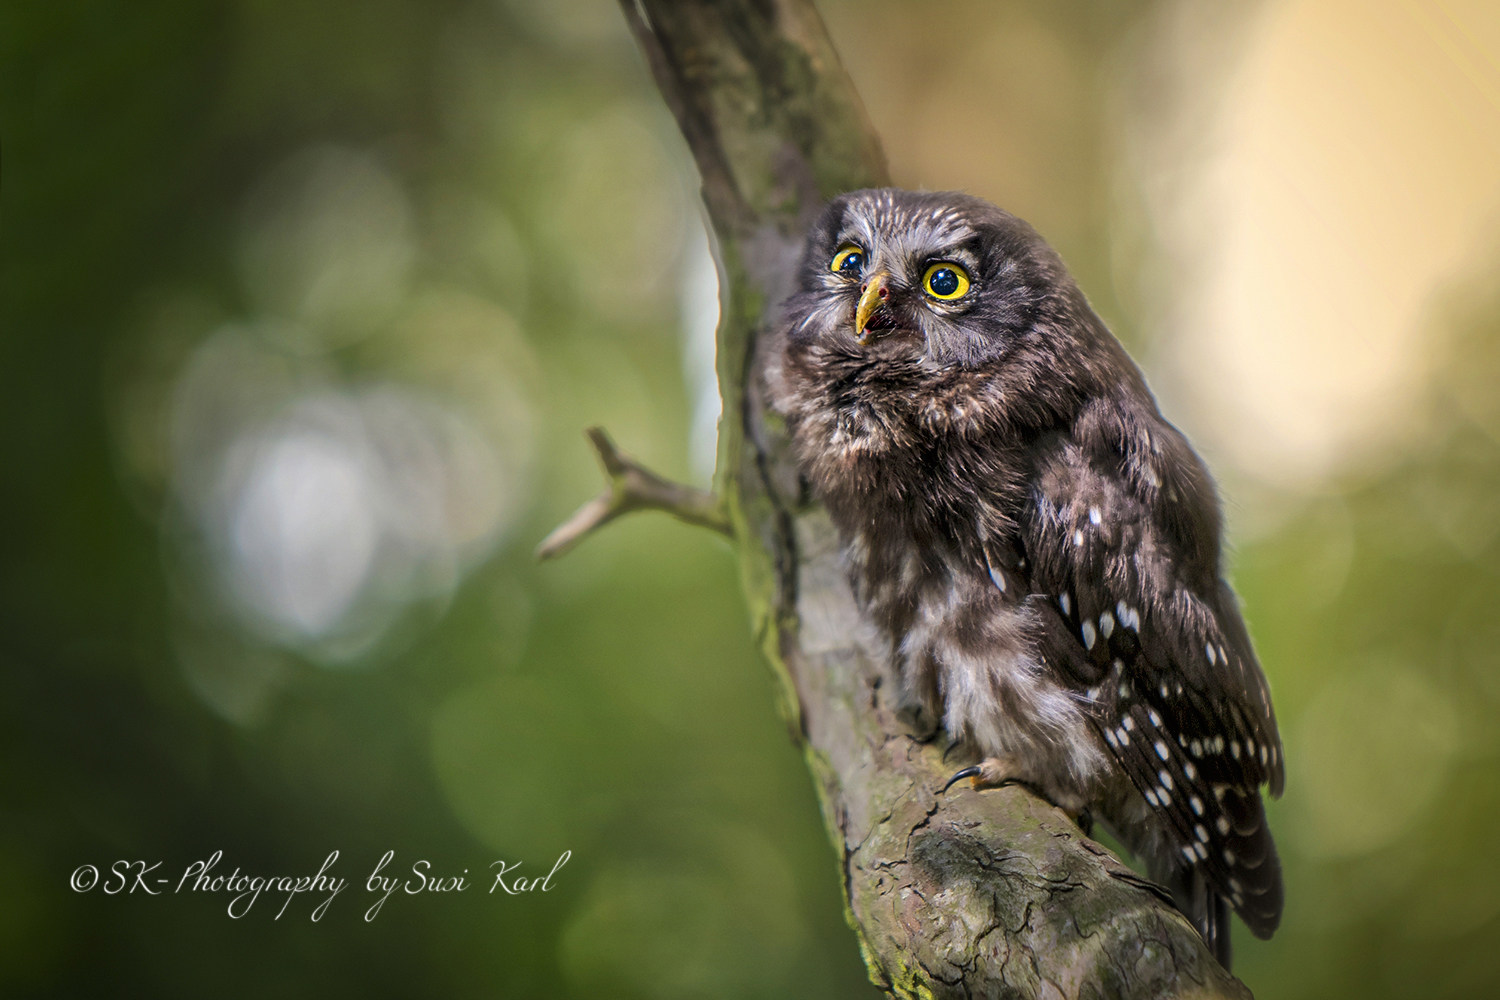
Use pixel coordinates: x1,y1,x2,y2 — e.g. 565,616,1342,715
1145,788,1160,807
1155,741,1169,761
1059,592,1071,616
1182,845,1197,862
1073,529,1084,547
1206,643,1218,666
1081,621,1096,650
1190,795,1204,816
1099,611,1114,638
1193,842,1207,860
1195,824,1209,842
1158,769,1173,790
1089,506,1101,525
1216,817,1231,835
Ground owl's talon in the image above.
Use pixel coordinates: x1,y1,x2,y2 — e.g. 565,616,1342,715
941,765,983,793
1076,808,1094,837
942,737,964,762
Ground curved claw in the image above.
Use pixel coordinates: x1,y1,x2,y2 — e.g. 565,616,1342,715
942,737,964,763
941,765,983,793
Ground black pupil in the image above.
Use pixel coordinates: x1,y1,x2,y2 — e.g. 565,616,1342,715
839,251,863,273
929,268,959,296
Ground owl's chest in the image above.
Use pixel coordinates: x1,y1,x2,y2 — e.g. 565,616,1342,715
807,403,1031,543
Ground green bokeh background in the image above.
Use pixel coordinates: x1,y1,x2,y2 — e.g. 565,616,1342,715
3,2,1498,997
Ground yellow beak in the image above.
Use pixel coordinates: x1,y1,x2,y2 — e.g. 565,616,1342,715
854,271,892,345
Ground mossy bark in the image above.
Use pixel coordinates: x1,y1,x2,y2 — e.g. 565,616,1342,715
618,2,1253,996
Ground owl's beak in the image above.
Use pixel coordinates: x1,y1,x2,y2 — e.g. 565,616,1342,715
854,271,893,345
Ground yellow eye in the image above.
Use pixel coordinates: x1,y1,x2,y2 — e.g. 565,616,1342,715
923,262,970,300
830,245,865,276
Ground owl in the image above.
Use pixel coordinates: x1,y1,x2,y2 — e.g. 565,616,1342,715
764,188,1283,969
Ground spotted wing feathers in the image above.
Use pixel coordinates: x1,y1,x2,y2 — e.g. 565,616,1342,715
1024,426,1284,941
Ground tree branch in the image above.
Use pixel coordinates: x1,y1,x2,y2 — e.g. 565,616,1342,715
535,427,730,560
565,1,1256,995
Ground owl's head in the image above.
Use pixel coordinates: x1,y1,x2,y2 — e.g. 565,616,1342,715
781,188,1081,370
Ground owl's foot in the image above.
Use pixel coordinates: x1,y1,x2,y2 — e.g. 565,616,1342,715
941,754,1023,792
1075,807,1094,838
941,759,1096,832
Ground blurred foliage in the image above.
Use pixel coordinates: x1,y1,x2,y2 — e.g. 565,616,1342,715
1,1,1498,998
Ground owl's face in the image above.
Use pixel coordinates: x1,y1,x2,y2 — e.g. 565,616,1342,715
783,189,1068,370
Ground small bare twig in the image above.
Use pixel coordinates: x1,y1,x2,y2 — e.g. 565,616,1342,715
535,427,732,561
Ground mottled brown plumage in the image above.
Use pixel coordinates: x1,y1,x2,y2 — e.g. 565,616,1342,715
763,188,1283,969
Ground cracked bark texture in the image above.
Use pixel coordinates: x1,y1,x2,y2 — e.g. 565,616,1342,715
619,2,1253,996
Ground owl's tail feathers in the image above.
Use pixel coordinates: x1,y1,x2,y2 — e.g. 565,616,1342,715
1175,807,1283,972
1221,789,1285,941
1199,890,1233,971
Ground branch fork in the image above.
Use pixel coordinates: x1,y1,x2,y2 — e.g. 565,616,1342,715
535,427,732,561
